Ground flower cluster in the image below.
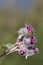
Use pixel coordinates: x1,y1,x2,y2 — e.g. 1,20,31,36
15,24,39,59
4,24,39,59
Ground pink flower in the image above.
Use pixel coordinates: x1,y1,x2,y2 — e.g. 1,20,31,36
31,36,37,44
26,24,35,33
20,50,25,55
34,48,39,53
18,46,27,56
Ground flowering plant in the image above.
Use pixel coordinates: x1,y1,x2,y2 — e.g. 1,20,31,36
0,24,39,59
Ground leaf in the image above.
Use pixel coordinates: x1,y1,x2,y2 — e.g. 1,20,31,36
2,43,14,49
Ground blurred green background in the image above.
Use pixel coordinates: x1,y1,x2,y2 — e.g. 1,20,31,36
0,0,43,65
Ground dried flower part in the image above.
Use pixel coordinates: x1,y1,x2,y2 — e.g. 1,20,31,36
27,31,32,36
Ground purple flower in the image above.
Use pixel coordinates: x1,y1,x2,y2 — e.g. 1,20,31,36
20,50,25,55
34,48,39,53
31,36,37,44
26,24,35,33
18,46,27,56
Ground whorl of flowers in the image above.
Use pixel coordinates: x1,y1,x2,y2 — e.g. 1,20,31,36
15,24,39,59
1,24,39,59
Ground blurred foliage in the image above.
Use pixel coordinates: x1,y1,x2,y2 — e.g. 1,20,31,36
0,0,43,65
